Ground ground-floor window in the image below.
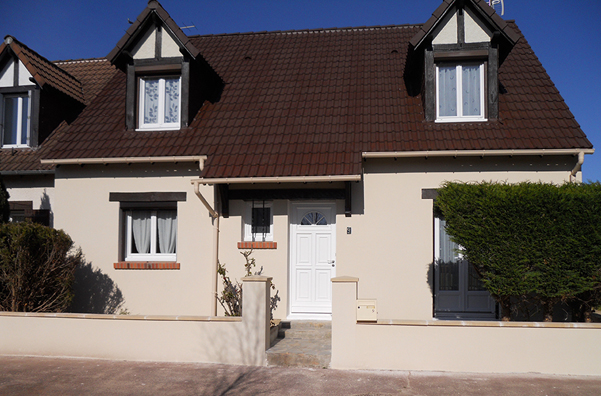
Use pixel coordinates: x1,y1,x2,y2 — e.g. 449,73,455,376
244,200,273,242
125,209,177,261
434,217,496,319
8,201,50,226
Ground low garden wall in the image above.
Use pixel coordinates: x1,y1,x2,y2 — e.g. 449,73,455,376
331,277,601,376
0,276,272,366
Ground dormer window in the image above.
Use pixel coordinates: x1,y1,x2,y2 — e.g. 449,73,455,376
436,62,485,122
138,75,181,130
2,92,30,147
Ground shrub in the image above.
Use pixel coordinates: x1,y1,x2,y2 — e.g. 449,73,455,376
435,181,601,321
0,178,10,224
0,222,82,312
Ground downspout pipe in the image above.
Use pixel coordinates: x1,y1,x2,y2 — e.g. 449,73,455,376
570,151,585,182
192,180,220,316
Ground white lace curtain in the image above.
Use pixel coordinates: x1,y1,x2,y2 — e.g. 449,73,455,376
143,80,159,124
462,65,481,116
163,79,179,123
438,66,457,117
132,210,151,254
438,219,459,291
157,210,177,254
143,78,179,125
131,210,177,254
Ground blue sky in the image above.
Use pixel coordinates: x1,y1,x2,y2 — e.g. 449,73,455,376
1,1,599,180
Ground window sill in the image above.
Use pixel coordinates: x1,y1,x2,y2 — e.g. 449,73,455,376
135,126,181,132
435,118,488,123
237,241,277,249
114,262,180,270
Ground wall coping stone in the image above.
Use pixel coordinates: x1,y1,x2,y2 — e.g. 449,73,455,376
0,312,242,322
371,319,601,329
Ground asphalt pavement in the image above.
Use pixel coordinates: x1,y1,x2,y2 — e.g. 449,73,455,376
1,355,601,395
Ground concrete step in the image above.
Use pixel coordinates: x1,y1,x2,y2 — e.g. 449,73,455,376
266,321,332,369
278,320,331,338
281,320,332,330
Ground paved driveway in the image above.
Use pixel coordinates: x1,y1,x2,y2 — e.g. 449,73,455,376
1,356,601,395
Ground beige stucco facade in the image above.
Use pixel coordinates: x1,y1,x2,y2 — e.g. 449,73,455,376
337,155,578,320
53,162,216,316
431,8,491,45
4,174,54,212
51,154,580,321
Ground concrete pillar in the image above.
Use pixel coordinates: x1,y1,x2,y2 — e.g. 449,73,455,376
241,275,272,366
330,276,358,369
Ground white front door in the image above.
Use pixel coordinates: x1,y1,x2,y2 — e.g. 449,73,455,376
289,202,336,318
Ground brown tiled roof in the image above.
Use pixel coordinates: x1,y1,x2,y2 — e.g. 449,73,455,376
0,57,117,174
1,36,85,104
42,21,592,179
54,58,116,105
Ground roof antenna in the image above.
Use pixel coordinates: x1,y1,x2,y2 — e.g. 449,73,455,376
488,0,505,16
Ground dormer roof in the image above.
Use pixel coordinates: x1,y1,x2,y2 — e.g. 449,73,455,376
409,0,520,49
0,35,85,104
107,0,201,69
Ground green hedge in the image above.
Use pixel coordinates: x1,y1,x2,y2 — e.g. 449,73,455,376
0,222,82,312
435,181,601,321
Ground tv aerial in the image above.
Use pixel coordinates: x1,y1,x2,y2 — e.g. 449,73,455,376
488,0,505,16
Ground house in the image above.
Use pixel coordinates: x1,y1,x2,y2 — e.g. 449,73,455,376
0,36,115,226
1,0,593,321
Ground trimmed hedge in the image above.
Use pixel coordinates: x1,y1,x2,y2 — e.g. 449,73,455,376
435,181,601,321
0,222,82,312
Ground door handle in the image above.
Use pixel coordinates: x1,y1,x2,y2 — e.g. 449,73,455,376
328,260,335,267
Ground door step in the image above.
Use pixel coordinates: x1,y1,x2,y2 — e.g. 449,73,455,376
266,321,331,368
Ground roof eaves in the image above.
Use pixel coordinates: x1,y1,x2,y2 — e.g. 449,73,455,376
409,1,455,48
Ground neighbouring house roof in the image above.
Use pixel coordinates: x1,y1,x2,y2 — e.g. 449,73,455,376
40,19,592,179
55,58,118,106
0,55,117,174
0,36,85,104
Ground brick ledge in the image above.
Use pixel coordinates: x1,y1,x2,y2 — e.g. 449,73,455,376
114,262,180,270
237,241,277,249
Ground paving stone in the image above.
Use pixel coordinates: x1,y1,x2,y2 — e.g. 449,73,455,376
266,321,331,368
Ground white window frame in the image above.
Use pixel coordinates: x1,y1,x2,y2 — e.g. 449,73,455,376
1,92,31,147
244,201,273,242
125,209,177,261
137,76,181,131
435,62,486,123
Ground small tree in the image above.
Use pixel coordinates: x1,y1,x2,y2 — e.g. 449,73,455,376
0,222,83,312
216,250,279,318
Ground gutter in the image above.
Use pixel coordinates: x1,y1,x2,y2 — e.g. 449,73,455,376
191,179,219,316
191,180,218,219
193,174,362,185
362,149,595,159
0,170,55,176
570,151,586,182
41,156,207,172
